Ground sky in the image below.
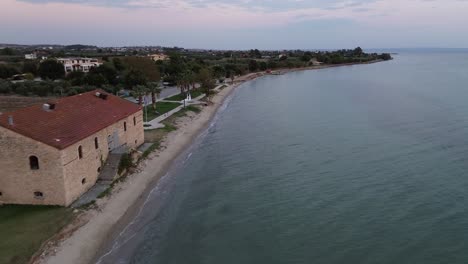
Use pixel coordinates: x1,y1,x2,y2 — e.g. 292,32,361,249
1,0,468,49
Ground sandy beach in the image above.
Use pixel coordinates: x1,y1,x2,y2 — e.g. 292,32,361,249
35,80,240,264
36,61,383,264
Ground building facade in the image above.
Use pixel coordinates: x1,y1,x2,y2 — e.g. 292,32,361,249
148,53,169,62
0,90,144,206
57,57,102,73
25,53,37,60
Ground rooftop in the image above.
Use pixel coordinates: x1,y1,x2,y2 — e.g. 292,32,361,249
0,90,142,150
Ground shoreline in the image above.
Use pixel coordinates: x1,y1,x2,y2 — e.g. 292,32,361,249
38,60,386,264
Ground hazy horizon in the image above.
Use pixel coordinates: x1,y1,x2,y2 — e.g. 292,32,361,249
2,0,468,49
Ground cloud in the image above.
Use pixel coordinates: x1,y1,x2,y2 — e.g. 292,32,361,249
3,0,468,47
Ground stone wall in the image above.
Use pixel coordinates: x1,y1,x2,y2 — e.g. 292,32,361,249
0,126,66,205
61,111,144,205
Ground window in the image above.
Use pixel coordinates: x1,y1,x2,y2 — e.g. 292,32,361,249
0,191,3,196
81,178,86,185
29,156,39,170
95,137,99,149
124,122,127,132
97,167,101,173
78,146,83,159
34,191,44,199
133,116,136,126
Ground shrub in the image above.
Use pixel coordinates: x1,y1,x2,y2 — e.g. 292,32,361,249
118,153,134,174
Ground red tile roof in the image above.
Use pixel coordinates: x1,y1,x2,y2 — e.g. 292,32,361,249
0,90,142,150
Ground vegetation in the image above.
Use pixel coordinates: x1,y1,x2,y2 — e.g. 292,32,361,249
0,205,73,264
185,105,201,113
118,153,134,174
140,141,161,160
0,46,391,101
38,59,65,80
143,102,181,121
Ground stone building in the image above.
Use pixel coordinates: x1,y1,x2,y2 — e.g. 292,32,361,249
0,90,144,206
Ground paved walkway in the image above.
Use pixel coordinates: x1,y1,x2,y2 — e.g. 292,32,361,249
143,93,207,130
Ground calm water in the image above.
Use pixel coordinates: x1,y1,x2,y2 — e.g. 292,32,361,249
98,51,468,264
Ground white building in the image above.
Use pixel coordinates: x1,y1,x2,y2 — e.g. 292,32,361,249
57,58,102,73
25,53,37,60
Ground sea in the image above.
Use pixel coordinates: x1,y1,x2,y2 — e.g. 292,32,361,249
96,49,468,264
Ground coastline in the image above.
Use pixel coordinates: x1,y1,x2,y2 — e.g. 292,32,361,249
37,60,386,264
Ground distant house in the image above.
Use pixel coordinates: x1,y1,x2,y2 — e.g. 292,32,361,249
0,90,144,206
25,53,37,60
148,53,169,62
57,57,102,73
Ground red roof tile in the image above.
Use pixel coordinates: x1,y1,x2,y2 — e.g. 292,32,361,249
0,90,142,150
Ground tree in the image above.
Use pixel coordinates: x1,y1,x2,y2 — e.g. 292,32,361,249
0,48,15,56
124,69,147,88
22,61,38,76
147,82,162,108
85,73,107,87
38,59,65,80
197,68,216,102
121,57,160,82
133,85,148,106
66,71,86,86
166,53,187,78
113,57,125,71
353,47,363,56
0,65,19,79
379,53,392,61
212,65,225,80
176,72,190,96
259,61,268,71
248,60,258,72
249,49,262,58
301,54,312,62
89,63,118,85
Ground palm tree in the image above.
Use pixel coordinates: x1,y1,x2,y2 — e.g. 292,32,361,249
176,74,186,96
133,85,148,106
176,72,191,99
147,82,162,109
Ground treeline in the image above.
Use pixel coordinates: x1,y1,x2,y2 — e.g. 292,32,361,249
0,46,392,98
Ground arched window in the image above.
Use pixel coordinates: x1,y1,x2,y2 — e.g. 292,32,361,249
94,137,99,149
124,122,127,132
29,156,39,170
34,191,44,199
81,178,86,185
133,116,136,126
78,146,83,159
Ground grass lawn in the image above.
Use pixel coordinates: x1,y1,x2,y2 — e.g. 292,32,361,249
143,102,181,121
166,90,204,101
143,105,201,143
0,205,73,264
